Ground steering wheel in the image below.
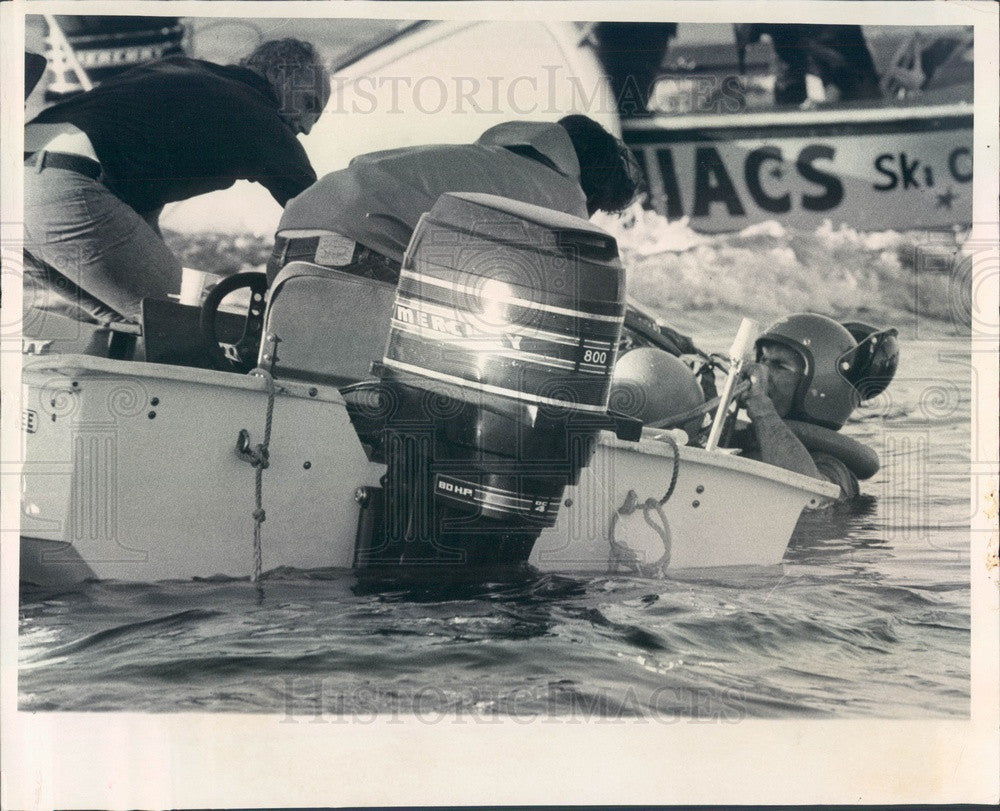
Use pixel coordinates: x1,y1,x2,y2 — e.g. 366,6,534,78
198,271,269,373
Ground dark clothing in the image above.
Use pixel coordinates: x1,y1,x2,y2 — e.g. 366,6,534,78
737,24,880,106
593,23,678,117
28,56,316,213
810,451,860,501
274,121,588,268
25,52,46,98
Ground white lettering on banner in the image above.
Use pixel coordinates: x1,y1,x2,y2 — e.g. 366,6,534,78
78,46,167,67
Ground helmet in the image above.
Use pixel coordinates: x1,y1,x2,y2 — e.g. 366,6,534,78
756,313,861,430
841,322,900,400
610,348,705,438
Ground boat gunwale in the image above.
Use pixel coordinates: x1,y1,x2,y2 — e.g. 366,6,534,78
21,352,348,405
23,353,840,502
603,429,841,502
621,101,974,134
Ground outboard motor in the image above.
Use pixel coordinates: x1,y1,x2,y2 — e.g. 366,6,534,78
345,192,639,573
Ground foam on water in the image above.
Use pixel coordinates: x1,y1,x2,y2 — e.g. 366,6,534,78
593,206,970,338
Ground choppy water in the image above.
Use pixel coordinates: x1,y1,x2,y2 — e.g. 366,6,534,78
19,219,973,718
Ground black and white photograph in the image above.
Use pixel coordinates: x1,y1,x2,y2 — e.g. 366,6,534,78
1,0,998,807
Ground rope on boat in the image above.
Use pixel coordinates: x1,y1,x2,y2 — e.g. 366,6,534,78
647,379,751,430
608,433,680,577
236,367,276,583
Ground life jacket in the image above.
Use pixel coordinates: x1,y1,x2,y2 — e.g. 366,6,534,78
784,420,880,481
731,419,879,484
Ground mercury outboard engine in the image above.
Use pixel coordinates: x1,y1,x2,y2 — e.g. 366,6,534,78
345,193,640,574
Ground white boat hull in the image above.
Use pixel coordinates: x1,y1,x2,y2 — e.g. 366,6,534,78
532,434,829,572
19,355,837,585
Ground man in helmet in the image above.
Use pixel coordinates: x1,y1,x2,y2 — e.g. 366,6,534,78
732,313,898,501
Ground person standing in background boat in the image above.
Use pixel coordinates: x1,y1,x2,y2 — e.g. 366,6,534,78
588,22,679,117
732,313,898,502
880,26,974,100
734,24,881,106
266,114,641,284
23,39,329,334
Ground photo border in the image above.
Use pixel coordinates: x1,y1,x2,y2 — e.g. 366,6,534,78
2,1,997,807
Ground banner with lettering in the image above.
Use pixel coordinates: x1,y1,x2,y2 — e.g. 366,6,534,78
623,104,973,233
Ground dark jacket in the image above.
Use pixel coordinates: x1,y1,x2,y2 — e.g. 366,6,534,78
732,425,859,501
28,56,316,213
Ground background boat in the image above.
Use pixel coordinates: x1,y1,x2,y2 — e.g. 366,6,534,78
623,23,973,233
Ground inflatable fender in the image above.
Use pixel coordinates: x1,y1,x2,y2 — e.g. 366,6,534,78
786,420,880,480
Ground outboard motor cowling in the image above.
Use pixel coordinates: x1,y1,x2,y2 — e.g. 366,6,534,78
345,193,637,573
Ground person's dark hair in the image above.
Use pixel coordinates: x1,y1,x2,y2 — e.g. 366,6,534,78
240,38,329,107
557,114,642,214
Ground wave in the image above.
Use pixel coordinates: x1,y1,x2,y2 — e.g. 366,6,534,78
592,207,972,333
21,608,222,664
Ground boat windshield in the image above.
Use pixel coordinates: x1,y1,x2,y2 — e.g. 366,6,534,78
327,20,429,72
175,18,428,74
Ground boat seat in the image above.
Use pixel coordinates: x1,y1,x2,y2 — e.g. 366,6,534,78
260,260,396,386
22,308,140,359
140,297,247,369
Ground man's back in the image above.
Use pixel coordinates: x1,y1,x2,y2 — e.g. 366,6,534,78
277,121,589,264
29,56,316,212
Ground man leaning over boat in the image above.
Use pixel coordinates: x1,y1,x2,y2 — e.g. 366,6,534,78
266,114,642,285
23,38,330,338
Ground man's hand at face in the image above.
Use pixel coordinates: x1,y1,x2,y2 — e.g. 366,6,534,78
739,362,779,418
737,362,822,481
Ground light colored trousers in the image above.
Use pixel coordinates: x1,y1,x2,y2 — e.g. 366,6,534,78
22,162,182,335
